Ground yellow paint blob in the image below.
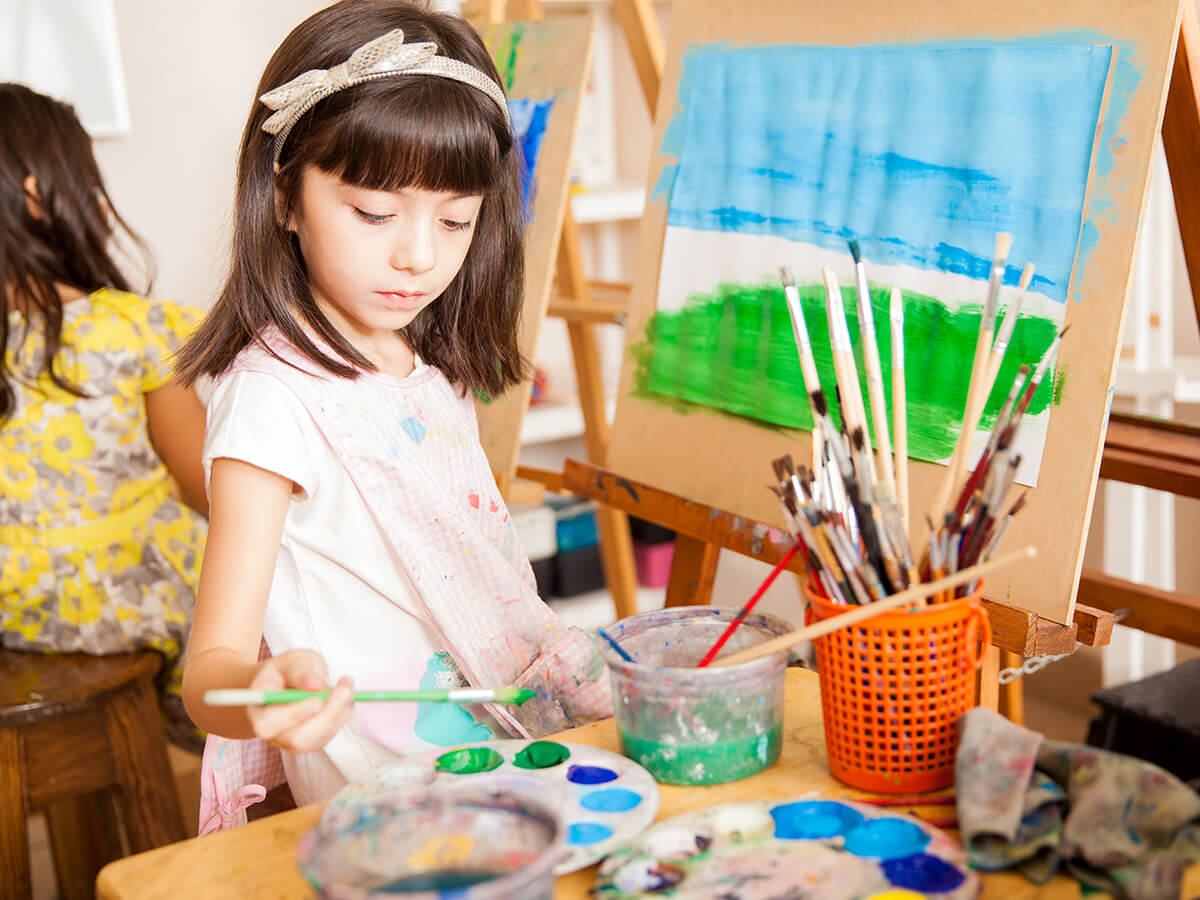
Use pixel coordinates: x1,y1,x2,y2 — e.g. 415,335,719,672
405,834,474,871
865,891,930,900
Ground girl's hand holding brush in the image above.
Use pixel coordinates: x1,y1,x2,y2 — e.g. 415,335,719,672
242,649,354,755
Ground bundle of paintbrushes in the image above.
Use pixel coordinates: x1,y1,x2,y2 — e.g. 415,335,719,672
920,235,1067,600
771,233,1067,607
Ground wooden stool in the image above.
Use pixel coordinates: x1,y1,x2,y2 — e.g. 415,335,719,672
0,649,187,900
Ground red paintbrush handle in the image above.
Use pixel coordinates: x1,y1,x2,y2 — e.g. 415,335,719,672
696,544,799,668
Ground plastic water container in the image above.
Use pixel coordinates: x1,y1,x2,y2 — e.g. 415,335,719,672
598,607,793,786
296,783,563,899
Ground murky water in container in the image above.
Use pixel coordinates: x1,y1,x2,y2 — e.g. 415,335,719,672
600,608,792,785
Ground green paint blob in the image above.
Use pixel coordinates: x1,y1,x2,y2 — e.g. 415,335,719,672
434,746,504,774
485,23,524,92
630,280,1061,462
513,740,571,770
618,722,783,786
1053,365,1068,405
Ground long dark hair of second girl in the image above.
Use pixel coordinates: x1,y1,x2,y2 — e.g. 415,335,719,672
0,82,154,421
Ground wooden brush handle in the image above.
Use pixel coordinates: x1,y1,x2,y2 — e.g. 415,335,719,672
711,546,1035,667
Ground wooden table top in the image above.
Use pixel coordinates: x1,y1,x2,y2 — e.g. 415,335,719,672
97,668,1102,899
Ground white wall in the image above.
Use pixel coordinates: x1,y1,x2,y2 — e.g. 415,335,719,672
92,1,327,309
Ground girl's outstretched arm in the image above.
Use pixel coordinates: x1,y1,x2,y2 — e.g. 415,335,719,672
182,457,353,748
146,380,209,516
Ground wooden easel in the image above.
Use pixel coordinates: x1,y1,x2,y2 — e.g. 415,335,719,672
468,0,665,621
538,2,1200,718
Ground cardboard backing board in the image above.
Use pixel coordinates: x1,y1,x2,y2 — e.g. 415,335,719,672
476,15,596,479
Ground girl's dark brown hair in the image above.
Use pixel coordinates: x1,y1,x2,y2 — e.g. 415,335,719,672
176,0,528,396
0,82,153,421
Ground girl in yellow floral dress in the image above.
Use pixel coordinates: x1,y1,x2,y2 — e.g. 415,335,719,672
0,83,209,751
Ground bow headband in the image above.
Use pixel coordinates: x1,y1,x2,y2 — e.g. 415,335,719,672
259,28,511,158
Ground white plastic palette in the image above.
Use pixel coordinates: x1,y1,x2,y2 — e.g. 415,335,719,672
317,738,660,875
595,797,980,899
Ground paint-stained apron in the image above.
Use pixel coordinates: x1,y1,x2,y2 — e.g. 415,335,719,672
197,329,612,834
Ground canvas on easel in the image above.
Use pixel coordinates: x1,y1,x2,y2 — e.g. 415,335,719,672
607,0,1184,624
474,15,596,484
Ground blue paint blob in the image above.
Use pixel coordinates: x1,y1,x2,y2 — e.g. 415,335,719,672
399,416,426,443
844,818,931,860
567,765,618,785
508,97,555,217
770,801,865,840
579,788,643,812
414,653,493,746
882,854,967,892
567,822,614,846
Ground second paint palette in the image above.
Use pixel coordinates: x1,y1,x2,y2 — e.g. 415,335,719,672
319,738,660,874
594,797,979,898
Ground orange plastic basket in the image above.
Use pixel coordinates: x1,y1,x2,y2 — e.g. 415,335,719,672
805,583,991,794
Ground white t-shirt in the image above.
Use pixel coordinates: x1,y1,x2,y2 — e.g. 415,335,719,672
203,369,496,805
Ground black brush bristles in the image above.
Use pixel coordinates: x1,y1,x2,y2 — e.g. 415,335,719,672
848,239,862,264
812,389,828,418
1010,492,1028,516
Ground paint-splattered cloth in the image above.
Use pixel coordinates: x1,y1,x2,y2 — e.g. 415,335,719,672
196,329,611,833
957,706,1200,900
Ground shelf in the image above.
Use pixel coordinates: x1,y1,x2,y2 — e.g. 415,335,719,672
521,396,617,445
1116,354,1200,402
569,179,645,224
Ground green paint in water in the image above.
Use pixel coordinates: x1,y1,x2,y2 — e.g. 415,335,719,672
618,721,782,786
434,746,504,774
630,280,1063,462
513,741,571,769
485,23,524,92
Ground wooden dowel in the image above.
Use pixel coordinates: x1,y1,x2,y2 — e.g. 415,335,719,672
711,546,1035,667
891,286,909,535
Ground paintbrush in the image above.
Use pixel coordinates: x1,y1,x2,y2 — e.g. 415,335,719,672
774,463,850,603
783,476,856,605
822,267,872,470
890,286,910,538
772,485,845,605
1007,326,1070,431
779,269,833,510
809,389,858,544
598,628,635,663
849,240,897,504
979,263,1034,408
942,269,1031,532
930,233,1012,522
696,542,800,667
966,491,1030,593
204,686,538,706
850,427,897,593
779,267,825,400
978,492,1028,565
710,546,1036,667
979,366,1030,462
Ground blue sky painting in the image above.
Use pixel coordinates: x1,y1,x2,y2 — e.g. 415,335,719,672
659,42,1112,303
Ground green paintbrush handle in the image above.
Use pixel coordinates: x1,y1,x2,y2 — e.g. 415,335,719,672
203,687,536,706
